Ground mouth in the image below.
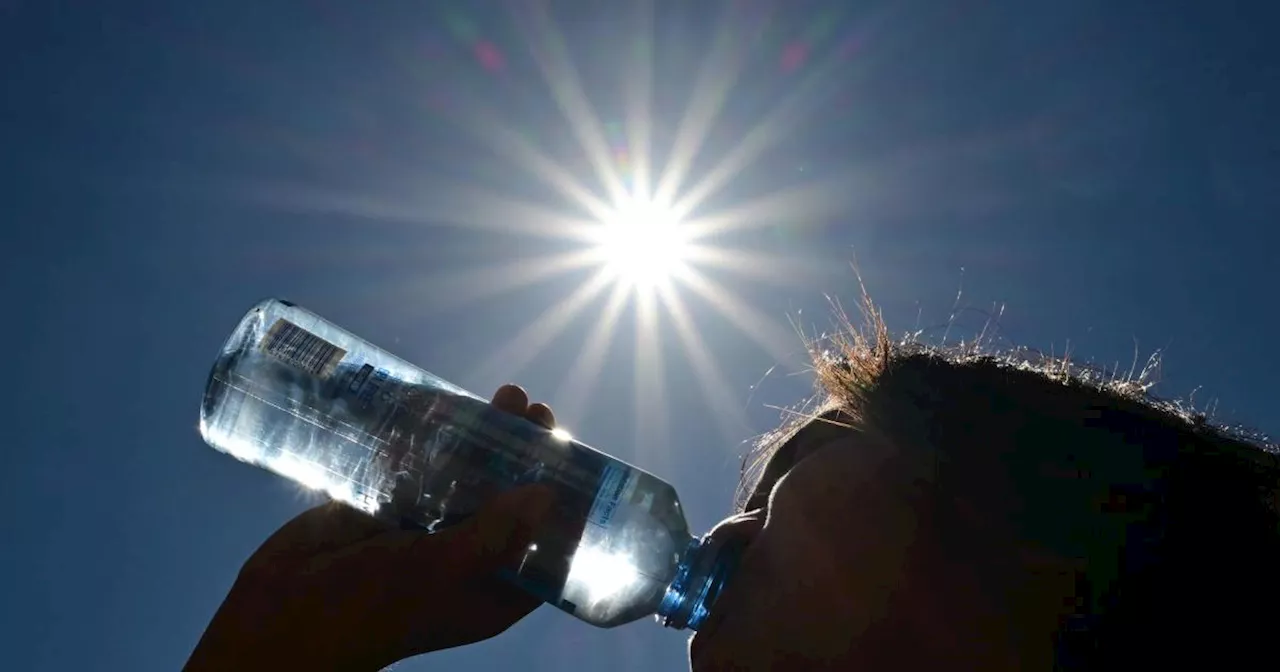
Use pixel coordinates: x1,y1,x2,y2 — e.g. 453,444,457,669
688,510,763,664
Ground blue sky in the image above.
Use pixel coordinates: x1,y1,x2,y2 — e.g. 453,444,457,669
2,1,1276,670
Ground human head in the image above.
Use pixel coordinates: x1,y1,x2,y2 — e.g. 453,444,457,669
691,299,1279,671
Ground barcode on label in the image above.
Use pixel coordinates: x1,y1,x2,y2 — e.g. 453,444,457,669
261,319,346,378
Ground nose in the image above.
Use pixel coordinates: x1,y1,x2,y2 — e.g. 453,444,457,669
703,508,766,547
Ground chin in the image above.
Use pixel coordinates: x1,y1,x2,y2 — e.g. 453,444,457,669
688,629,722,672
687,629,708,670
689,630,757,672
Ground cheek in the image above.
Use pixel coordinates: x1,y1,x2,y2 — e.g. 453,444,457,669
737,474,927,645
750,519,845,603
696,523,862,670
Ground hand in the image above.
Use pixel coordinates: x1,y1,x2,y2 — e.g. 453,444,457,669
185,384,559,672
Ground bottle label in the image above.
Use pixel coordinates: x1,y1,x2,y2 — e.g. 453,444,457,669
586,462,638,529
346,363,392,408
261,319,346,379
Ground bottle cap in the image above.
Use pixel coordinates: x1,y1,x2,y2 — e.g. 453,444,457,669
656,533,745,630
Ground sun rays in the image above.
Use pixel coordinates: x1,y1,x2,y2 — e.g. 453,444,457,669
246,2,869,443
455,6,860,437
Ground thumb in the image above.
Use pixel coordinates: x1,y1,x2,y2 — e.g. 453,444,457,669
429,484,556,576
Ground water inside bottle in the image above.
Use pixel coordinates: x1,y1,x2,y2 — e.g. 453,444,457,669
199,301,698,626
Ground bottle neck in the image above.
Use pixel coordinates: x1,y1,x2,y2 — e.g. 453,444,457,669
656,533,745,631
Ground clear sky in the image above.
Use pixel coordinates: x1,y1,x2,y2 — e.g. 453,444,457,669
3,1,1277,670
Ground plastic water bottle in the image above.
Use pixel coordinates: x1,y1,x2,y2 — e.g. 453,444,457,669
198,299,740,630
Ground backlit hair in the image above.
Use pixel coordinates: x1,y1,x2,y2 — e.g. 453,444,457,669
739,289,1278,668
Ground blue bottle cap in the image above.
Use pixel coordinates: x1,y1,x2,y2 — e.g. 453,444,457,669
656,533,745,631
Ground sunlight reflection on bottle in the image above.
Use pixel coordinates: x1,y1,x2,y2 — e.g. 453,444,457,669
271,452,330,491
324,479,377,513
564,546,643,607
212,429,260,464
266,451,379,513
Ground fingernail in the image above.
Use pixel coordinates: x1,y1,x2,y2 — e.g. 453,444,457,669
527,403,556,429
491,384,528,412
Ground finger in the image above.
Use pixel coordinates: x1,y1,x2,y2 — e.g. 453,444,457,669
246,502,392,573
450,576,544,635
525,402,556,429
426,484,557,573
396,577,545,658
490,384,529,416
326,484,556,581
467,576,544,618
305,487,555,659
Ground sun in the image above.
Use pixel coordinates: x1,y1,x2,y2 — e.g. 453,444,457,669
589,194,691,290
